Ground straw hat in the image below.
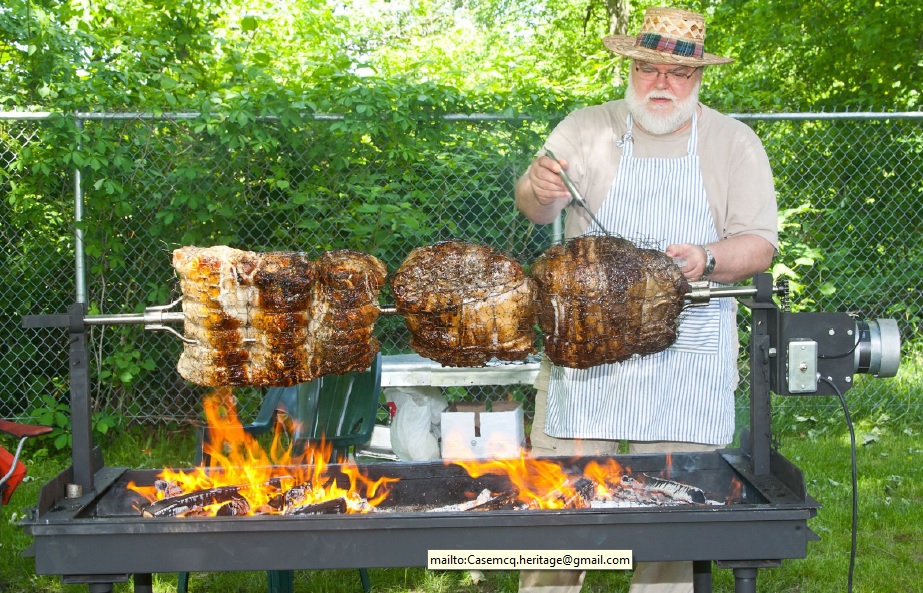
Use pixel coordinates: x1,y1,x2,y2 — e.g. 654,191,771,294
603,7,733,66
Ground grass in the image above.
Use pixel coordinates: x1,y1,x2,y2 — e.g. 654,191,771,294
2,411,922,593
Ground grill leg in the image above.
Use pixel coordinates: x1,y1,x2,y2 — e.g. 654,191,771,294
359,568,371,593
267,570,294,593
692,561,712,593
733,568,758,593
133,573,153,593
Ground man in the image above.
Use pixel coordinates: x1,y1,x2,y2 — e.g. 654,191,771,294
515,6,777,593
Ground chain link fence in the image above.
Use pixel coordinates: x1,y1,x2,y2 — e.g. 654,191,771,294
2,111,921,428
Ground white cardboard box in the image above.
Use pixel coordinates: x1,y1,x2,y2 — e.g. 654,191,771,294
440,402,525,460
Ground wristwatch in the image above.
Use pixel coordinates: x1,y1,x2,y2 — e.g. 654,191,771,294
701,245,716,277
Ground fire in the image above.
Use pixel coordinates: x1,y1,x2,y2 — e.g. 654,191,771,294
726,476,743,505
451,455,625,509
127,388,396,516
583,458,626,499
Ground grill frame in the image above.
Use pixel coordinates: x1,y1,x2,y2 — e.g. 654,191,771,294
26,450,818,577
20,274,830,593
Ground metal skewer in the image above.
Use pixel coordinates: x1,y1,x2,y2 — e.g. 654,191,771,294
544,149,611,236
23,284,788,341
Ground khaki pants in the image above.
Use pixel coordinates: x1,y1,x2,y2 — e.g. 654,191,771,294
520,365,721,593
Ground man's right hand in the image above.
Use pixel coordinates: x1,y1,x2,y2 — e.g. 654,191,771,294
527,155,573,205
515,154,574,224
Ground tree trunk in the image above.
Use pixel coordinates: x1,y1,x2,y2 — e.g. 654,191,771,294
606,0,630,36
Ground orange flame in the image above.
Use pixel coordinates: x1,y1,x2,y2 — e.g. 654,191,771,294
451,455,625,509
726,475,743,505
583,458,626,499
127,388,396,515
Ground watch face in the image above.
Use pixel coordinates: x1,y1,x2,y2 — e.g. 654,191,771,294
703,246,716,275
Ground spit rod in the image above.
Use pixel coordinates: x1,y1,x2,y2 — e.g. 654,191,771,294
71,283,786,329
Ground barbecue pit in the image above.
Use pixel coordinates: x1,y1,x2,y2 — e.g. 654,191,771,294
20,273,900,593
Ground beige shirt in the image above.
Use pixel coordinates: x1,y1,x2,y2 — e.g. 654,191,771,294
543,101,778,248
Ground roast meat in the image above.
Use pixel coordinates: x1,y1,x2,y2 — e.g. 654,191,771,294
391,241,537,367
172,246,385,387
530,235,689,368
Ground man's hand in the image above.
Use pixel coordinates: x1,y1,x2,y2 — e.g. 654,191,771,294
527,155,572,205
515,155,573,224
666,243,709,281
667,236,776,284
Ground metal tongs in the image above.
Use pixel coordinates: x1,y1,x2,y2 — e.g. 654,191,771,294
544,149,610,235
544,149,693,272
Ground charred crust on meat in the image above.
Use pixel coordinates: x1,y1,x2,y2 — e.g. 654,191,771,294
173,246,386,387
391,241,537,367
531,235,689,369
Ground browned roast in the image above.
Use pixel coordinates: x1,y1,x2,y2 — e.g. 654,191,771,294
530,235,689,369
391,241,536,367
307,250,387,377
172,246,385,387
173,246,315,387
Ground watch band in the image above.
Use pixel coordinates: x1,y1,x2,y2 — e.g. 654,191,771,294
702,245,716,277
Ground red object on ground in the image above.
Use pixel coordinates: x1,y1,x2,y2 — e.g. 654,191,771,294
0,445,28,505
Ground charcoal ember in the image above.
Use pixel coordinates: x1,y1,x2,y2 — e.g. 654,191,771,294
173,246,386,387
154,479,184,500
531,236,689,368
283,497,348,516
215,496,251,516
391,241,537,367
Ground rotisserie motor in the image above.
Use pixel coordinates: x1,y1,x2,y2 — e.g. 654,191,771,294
173,246,386,386
530,235,689,369
390,241,537,367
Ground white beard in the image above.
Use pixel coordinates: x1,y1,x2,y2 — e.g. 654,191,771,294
625,71,701,135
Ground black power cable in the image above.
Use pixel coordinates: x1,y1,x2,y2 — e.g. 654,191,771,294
818,376,858,593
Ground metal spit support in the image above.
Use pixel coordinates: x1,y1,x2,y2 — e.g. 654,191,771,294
684,279,790,307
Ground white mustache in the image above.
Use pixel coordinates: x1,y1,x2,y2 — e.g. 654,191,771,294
645,92,676,102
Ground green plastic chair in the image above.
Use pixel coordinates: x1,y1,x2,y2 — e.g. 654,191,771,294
180,353,382,593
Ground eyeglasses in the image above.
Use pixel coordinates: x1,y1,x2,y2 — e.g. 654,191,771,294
633,63,701,83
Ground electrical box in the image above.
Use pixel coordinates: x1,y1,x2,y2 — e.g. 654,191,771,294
787,339,818,393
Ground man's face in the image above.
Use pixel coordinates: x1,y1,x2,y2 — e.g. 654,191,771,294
625,61,703,135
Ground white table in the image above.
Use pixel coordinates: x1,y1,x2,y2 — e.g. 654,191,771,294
380,353,540,388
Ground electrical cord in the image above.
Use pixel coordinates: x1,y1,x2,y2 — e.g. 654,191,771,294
818,375,857,593
818,337,860,360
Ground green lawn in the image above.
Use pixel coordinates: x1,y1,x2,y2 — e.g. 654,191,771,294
2,417,921,593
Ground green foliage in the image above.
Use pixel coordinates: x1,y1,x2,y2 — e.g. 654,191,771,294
699,0,923,111
3,0,921,112
1,0,922,420
28,391,121,451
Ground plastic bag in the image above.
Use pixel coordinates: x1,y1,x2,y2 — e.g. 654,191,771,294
385,386,447,461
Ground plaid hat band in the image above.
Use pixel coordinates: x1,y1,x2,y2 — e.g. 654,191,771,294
635,32,704,59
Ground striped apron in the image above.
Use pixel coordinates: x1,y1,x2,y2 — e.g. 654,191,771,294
544,112,737,445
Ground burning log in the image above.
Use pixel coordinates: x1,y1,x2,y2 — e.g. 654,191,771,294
284,498,348,516
428,489,523,513
143,485,247,518
640,473,708,505
590,475,716,508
